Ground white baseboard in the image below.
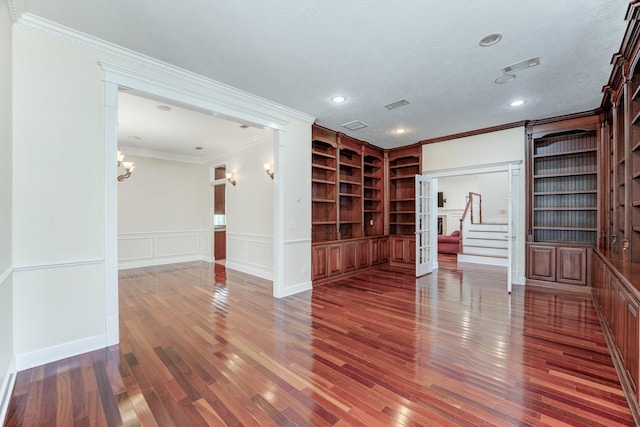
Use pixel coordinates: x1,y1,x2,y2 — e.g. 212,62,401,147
276,280,312,298
105,314,119,346
225,259,273,281
0,357,16,426
15,335,106,371
118,254,205,270
514,276,526,286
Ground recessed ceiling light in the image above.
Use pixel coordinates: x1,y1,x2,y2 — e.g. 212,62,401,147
331,96,347,103
479,33,503,47
495,74,516,84
510,100,525,107
157,105,172,111
395,128,407,134
194,146,204,150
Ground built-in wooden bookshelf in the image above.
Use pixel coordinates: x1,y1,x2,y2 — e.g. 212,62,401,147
311,124,386,283
363,146,384,237
530,127,599,245
312,127,338,242
525,115,601,287
338,136,363,239
631,66,640,262
388,146,421,236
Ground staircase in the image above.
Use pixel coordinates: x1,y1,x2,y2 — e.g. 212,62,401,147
458,222,509,266
456,192,509,267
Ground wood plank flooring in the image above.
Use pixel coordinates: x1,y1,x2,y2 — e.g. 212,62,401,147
4,257,635,426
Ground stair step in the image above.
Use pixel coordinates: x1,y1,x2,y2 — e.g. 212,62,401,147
460,252,507,259
458,253,509,267
463,246,508,257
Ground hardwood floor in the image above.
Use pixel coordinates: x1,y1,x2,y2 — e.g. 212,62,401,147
4,258,634,426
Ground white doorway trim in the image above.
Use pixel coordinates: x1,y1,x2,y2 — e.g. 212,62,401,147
423,160,523,289
101,62,290,346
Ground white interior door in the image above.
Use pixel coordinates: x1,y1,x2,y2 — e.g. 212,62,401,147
416,175,437,277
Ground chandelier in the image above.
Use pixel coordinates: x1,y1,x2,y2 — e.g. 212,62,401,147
117,150,135,182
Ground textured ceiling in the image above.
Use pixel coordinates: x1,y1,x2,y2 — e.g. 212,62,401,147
13,0,630,149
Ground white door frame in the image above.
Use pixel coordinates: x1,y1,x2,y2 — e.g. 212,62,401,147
101,63,289,346
423,161,523,291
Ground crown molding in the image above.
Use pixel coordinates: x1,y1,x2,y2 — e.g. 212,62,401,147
7,0,25,23
15,13,315,125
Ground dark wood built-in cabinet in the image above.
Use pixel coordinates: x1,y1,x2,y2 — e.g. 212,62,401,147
525,115,600,287
311,125,419,282
387,145,421,269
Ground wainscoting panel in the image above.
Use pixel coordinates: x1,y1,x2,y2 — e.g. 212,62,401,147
0,267,15,425
118,230,212,269
225,233,273,280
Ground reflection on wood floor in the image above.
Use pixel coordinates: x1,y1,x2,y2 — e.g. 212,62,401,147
4,256,634,426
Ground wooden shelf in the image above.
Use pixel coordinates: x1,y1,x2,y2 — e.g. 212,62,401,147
633,110,640,126
390,174,417,180
312,178,336,185
533,207,597,211
390,198,415,202
312,221,336,225
340,179,361,185
633,201,640,207
312,198,336,203
312,164,336,171
339,162,361,169
533,226,598,231
339,193,361,198
533,147,597,158
533,190,597,195
633,170,640,179
634,226,640,233
312,150,336,159
390,210,415,214
533,171,597,178
633,140,640,152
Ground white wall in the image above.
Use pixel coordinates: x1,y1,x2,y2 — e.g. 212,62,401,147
11,18,313,370
208,140,275,279
423,127,526,284
0,0,14,421
478,172,508,222
118,155,210,268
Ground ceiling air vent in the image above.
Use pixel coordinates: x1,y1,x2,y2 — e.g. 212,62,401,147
501,57,540,74
342,120,369,131
384,99,410,110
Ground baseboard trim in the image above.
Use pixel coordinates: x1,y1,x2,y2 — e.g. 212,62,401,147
0,358,16,426
225,259,273,281
277,280,312,298
15,335,106,371
118,254,205,270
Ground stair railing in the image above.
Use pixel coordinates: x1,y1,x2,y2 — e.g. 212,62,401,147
459,192,482,254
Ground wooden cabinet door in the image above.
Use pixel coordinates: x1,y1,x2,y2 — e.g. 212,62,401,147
357,240,369,269
379,238,389,263
370,239,380,265
327,244,342,276
343,241,358,273
615,282,626,360
312,245,328,280
390,237,406,263
556,247,587,285
528,245,556,281
626,297,639,398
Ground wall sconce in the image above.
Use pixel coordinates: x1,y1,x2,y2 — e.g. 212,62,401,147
117,150,135,182
263,163,274,180
226,172,237,186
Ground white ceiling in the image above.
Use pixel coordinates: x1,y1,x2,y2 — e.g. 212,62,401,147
13,0,630,150
117,90,272,162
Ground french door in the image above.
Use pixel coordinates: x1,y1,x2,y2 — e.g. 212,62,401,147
416,175,437,276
